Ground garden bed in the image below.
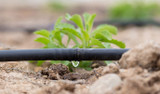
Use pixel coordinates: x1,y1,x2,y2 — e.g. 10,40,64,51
0,42,160,94
0,1,160,93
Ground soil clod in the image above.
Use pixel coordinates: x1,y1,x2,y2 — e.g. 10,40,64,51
119,42,160,71
62,72,92,80
41,64,70,80
91,61,107,69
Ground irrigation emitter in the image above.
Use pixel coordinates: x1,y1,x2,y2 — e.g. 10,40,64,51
0,48,129,61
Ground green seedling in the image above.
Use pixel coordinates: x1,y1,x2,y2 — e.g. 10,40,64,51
34,13,125,70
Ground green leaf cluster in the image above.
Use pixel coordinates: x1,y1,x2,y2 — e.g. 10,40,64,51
34,13,125,70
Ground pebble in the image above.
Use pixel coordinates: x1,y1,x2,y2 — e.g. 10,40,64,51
89,73,122,94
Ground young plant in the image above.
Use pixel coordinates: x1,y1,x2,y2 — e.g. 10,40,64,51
34,13,125,70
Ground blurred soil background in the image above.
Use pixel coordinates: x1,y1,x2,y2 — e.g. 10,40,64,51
0,0,160,49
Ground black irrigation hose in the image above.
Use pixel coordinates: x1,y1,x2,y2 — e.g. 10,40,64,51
94,20,160,27
0,48,129,61
1,20,160,33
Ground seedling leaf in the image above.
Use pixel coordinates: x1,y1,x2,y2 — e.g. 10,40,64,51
94,24,117,35
35,37,50,45
94,30,112,40
34,30,50,37
89,38,105,48
66,14,84,30
83,13,96,32
107,39,126,48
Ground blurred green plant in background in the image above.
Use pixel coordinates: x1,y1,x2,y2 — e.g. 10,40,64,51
109,1,160,21
47,1,68,12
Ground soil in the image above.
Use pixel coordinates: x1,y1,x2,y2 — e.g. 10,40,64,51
0,42,160,94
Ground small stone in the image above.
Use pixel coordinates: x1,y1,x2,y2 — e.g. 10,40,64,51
89,74,122,94
34,67,43,72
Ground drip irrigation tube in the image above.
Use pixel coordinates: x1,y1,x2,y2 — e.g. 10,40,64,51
1,20,160,33
94,20,160,27
0,48,129,61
